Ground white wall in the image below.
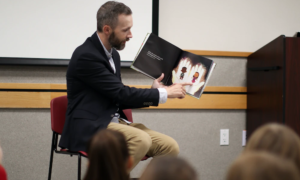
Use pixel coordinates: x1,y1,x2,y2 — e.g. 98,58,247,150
159,0,300,52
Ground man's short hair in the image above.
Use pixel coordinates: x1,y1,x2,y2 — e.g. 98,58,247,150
97,1,132,32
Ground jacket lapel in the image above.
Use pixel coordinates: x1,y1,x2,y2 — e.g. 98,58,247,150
90,32,115,74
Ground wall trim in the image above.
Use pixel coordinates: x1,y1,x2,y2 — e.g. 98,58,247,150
0,83,247,109
185,50,252,57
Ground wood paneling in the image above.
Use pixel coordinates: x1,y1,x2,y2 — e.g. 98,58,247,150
0,83,247,109
0,83,51,89
199,86,246,92
130,85,247,92
247,35,285,139
0,92,246,109
148,94,246,109
50,92,67,100
0,92,51,108
284,37,300,134
0,83,247,92
247,36,300,138
50,84,67,90
184,50,252,57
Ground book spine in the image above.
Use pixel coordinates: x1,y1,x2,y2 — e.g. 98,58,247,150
130,33,151,68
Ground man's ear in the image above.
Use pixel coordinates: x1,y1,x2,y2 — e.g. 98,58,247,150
126,156,134,172
103,25,112,36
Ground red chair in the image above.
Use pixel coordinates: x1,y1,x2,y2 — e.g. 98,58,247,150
0,165,7,180
48,95,87,180
48,96,148,180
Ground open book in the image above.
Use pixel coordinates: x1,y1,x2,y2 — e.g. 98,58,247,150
131,33,216,99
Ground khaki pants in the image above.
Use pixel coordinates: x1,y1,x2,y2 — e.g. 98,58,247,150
107,120,179,170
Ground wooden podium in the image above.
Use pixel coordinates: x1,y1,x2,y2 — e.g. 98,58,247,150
247,35,300,139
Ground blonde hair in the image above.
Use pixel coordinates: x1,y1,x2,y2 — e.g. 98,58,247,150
140,156,197,180
226,152,300,180
244,123,300,170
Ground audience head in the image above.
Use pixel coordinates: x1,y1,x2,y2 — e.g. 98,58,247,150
140,156,197,180
84,129,132,180
244,123,300,170
226,151,300,180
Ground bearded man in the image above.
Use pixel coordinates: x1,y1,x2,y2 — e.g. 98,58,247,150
59,1,190,169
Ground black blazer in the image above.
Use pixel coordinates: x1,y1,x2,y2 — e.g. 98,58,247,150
59,32,159,152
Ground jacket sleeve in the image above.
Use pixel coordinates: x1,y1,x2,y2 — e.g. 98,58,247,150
120,103,150,110
75,53,159,107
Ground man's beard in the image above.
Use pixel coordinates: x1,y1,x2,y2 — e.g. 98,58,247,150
108,31,129,50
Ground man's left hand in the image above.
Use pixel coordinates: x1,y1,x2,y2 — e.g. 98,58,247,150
151,73,166,89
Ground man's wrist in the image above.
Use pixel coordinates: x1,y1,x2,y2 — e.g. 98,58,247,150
157,88,168,104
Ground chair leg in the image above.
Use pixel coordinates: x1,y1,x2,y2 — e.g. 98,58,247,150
48,133,56,180
78,154,81,180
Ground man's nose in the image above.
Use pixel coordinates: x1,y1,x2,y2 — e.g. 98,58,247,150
127,30,133,39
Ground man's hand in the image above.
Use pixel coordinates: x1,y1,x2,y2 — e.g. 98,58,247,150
165,83,192,98
151,73,166,89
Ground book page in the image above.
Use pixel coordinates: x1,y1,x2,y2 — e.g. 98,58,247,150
170,51,215,99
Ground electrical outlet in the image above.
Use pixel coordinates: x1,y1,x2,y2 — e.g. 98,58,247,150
242,130,246,146
220,129,229,146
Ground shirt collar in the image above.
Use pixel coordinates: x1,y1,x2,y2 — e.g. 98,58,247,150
97,33,113,59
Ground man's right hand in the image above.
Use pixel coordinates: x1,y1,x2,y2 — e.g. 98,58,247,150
165,83,192,99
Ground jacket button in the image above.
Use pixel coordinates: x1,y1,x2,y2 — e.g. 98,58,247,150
111,114,114,117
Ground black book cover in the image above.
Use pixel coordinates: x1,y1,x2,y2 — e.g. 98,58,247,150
131,33,181,84
131,33,216,99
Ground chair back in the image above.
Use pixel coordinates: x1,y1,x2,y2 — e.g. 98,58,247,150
51,96,134,133
123,109,133,123
50,95,68,134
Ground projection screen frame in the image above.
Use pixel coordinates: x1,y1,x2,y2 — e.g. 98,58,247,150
0,0,159,67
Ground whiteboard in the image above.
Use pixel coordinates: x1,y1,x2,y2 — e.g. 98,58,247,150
0,0,152,61
159,0,300,52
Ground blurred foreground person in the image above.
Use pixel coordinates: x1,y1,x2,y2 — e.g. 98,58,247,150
226,152,300,180
84,129,132,180
140,156,197,180
244,123,300,170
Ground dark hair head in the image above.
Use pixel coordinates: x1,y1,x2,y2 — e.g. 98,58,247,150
84,129,130,180
97,1,132,32
193,72,199,78
140,156,197,180
244,123,300,170
226,151,300,180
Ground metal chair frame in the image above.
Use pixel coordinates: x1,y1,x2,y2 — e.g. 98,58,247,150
48,130,87,180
